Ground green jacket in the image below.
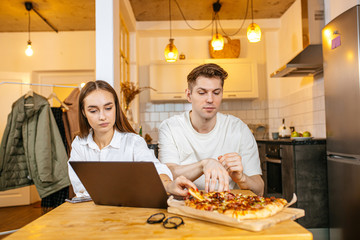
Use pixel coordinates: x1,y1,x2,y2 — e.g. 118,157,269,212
0,93,70,198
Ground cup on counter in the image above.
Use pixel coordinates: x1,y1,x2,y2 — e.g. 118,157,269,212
272,132,279,140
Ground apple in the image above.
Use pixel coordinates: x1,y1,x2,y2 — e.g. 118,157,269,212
291,131,299,137
303,131,311,137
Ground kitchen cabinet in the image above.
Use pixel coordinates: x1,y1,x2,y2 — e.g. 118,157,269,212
204,59,259,99
149,59,258,101
257,139,328,228
149,60,201,101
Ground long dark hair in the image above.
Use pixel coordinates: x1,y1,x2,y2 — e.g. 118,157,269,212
78,80,135,138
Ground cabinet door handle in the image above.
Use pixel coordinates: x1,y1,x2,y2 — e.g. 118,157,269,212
265,154,281,158
265,157,281,164
227,94,236,97
173,96,182,98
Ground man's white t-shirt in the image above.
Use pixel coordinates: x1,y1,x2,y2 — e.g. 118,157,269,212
158,111,261,190
68,130,173,197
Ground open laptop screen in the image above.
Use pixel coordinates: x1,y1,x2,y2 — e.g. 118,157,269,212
70,161,168,209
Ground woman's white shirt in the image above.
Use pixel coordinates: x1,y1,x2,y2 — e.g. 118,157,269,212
68,130,172,197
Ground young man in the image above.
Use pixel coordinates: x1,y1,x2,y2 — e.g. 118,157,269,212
158,63,264,196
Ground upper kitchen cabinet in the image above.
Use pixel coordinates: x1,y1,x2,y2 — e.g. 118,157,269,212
149,59,258,101
149,60,201,101
205,59,258,99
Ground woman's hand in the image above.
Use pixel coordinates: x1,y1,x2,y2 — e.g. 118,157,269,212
163,175,197,197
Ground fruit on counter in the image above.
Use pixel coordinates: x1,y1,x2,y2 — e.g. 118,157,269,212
291,131,299,137
302,131,311,137
290,131,311,138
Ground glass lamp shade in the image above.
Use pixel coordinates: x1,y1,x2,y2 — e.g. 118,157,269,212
164,39,178,62
25,41,33,56
211,33,224,50
247,23,261,43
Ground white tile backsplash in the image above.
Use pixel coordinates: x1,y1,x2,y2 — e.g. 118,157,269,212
267,80,326,138
268,109,279,118
159,112,169,121
145,102,154,112
139,80,326,142
154,104,165,112
246,110,256,119
150,112,159,122
256,109,266,119
140,99,269,143
174,103,184,112
164,103,175,112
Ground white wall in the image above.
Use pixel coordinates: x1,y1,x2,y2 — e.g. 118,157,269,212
0,31,95,72
0,31,95,136
0,30,96,141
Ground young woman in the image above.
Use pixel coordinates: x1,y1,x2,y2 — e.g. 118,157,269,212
68,80,195,198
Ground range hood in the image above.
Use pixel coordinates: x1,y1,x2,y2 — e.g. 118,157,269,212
270,0,325,78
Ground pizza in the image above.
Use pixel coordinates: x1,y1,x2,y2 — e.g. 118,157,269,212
185,188,288,220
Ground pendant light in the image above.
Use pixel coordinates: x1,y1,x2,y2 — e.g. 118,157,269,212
247,0,261,43
25,2,33,56
24,2,59,57
164,0,178,62
210,0,224,51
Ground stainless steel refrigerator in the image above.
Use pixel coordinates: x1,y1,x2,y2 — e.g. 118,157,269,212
322,5,360,240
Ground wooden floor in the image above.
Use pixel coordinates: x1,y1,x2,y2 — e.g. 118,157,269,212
0,202,43,239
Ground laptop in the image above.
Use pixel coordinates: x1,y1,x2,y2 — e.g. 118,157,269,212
69,161,169,209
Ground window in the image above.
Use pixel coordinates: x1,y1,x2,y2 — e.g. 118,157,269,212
120,15,130,109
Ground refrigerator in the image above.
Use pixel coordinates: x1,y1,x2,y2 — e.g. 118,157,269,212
322,5,360,240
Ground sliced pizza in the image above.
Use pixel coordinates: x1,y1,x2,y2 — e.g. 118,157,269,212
186,188,288,220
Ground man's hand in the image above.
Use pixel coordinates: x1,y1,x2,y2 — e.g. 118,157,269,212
163,175,197,197
202,158,230,192
218,153,246,183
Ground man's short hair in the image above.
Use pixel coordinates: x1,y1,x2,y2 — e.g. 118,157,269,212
187,63,228,90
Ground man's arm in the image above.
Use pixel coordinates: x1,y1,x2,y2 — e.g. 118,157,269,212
235,174,264,196
165,162,203,182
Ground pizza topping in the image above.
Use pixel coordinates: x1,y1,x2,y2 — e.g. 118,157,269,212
185,190,288,220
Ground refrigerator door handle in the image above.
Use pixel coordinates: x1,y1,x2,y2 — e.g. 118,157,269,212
328,154,356,159
328,155,360,165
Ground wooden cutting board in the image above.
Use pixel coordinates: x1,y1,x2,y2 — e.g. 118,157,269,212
167,197,305,232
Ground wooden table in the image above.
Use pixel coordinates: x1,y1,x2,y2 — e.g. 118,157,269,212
5,190,312,240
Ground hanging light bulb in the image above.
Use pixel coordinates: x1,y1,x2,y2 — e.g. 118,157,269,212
247,0,261,43
247,23,261,43
25,40,33,56
25,2,33,56
164,0,178,62
210,1,224,51
211,33,224,50
164,38,178,62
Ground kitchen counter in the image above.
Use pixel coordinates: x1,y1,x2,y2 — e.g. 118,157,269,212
5,190,312,240
256,138,326,145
